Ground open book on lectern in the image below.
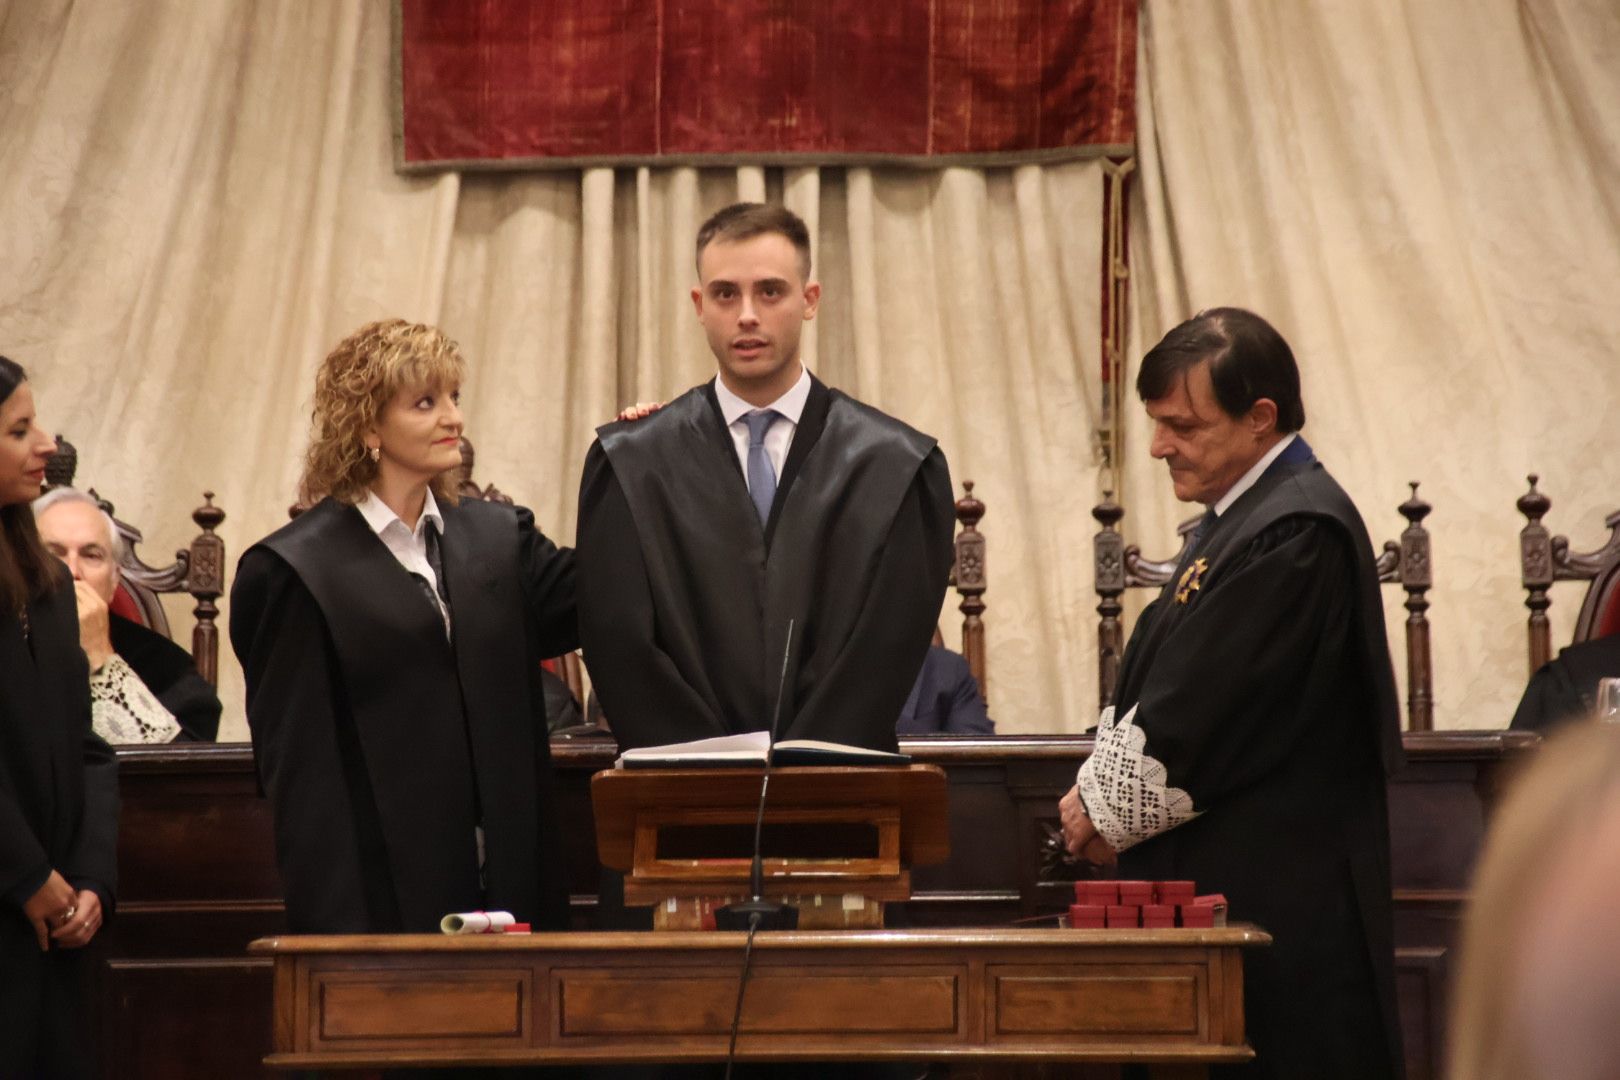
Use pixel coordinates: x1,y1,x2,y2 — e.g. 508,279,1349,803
614,730,911,769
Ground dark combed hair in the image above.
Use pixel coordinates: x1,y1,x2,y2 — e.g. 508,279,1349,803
1135,307,1305,433
0,355,62,610
694,202,813,281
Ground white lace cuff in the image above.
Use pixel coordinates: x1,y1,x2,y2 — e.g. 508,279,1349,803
89,654,183,744
1076,703,1200,853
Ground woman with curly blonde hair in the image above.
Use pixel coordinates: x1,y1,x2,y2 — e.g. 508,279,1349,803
229,319,578,935
1449,719,1620,1080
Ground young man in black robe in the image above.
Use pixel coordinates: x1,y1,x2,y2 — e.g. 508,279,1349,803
1059,308,1406,1079
578,203,955,753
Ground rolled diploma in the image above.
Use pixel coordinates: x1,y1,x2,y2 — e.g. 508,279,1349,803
440,910,516,935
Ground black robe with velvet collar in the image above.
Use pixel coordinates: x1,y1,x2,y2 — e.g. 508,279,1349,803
578,375,955,753
1099,440,1405,1079
229,496,576,934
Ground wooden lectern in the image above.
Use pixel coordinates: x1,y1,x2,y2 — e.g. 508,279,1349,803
591,764,949,928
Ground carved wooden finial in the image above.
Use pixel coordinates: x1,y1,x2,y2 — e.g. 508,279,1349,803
1092,490,1124,530
955,480,984,531
1399,481,1431,527
192,491,226,533
1518,474,1550,524
45,435,78,489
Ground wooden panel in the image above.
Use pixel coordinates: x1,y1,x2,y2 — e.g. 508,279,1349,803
1395,947,1449,1080
314,970,529,1041
558,967,961,1036
103,733,1534,1079
100,959,272,1080
992,967,1203,1037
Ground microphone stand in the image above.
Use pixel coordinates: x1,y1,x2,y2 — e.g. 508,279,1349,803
716,619,799,932
719,621,797,1078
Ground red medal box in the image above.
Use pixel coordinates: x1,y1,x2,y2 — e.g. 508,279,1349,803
1141,903,1175,929
1105,904,1139,928
1074,881,1119,905
1116,880,1154,905
1067,903,1106,929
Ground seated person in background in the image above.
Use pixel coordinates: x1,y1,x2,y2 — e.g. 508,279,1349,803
897,644,994,735
539,663,584,732
33,488,220,743
1510,633,1620,732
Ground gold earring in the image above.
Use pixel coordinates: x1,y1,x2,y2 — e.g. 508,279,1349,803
368,446,380,463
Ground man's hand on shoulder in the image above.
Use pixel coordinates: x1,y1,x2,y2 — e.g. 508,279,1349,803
616,401,665,423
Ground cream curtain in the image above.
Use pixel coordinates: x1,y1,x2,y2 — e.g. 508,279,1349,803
9,0,1615,741
0,0,1107,740
1126,0,1620,729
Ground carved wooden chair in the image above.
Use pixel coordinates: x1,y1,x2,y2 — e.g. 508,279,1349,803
1091,481,1434,730
942,480,988,704
42,437,228,686
1517,475,1620,673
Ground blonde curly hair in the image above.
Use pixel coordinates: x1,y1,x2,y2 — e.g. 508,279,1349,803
298,319,467,506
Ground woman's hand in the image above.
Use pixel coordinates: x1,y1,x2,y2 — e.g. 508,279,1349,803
22,870,77,952
73,579,114,670
50,888,104,949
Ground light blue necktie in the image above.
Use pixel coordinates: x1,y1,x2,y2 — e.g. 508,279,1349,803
743,409,781,526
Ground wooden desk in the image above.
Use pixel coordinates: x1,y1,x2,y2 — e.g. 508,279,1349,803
101,731,1533,1079
251,927,1268,1072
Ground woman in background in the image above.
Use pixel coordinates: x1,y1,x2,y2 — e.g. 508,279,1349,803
230,320,577,935
0,355,118,1080
1449,719,1620,1080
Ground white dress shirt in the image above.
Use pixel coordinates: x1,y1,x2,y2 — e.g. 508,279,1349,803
357,487,451,637
1213,432,1298,517
713,365,812,491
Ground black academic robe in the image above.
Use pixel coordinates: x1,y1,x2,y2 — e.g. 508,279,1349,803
0,568,119,1079
229,497,577,934
108,613,221,741
578,376,955,752
1100,440,1405,1079
1510,633,1620,731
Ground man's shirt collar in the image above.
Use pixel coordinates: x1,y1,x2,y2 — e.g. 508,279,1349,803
1213,432,1298,517
714,364,811,427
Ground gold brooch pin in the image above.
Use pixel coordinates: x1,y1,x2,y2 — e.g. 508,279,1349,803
1175,557,1208,604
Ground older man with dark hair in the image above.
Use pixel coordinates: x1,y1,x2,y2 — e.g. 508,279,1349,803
1059,308,1406,1078
34,488,220,743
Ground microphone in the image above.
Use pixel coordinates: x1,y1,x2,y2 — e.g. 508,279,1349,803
715,619,798,932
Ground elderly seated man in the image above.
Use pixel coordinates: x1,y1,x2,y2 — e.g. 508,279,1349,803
33,488,220,743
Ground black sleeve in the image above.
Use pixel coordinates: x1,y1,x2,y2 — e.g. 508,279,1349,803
1510,642,1615,732
108,618,222,742
577,442,726,748
1081,517,1363,847
163,670,222,742
63,725,119,912
229,548,371,931
788,446,956,751
512,505,579,659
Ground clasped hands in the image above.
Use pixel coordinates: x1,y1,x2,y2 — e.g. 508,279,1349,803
1059,784,1117,867
22,869,102,952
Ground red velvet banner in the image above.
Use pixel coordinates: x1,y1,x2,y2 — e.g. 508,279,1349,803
395,0,1135,171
